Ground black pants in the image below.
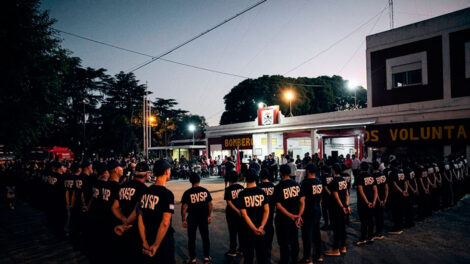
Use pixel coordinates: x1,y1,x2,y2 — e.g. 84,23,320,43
357,203,374,241
404,194,415,227
301,211,322,260
264,214,274,262
142,233,175,264
441,179,454,207
226,210,241,251
417,192,432,219
430,186,441,211
275,216,299,264
321,195,330,226
242,227,267,264
187,216,210,259
330,207,346,249
117,226,142,264
390,194,405,231
374,204,384,235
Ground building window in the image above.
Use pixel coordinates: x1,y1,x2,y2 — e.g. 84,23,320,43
465,41,470,79
386,51,428,90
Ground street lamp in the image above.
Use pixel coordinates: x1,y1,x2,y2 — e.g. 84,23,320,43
348,80,358,109
285,91,294,117
188,124,196,146
257,102,266,109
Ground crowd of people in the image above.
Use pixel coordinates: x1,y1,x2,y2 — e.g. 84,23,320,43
0,152,469,264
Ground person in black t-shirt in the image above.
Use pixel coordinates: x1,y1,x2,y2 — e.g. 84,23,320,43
320,165,333,230
274,164,305,264
300,164,323,264
65,162,80,240
258,168,275,262
325,163,350,257
138,159,175,264
388,160,409,234
100,160,122,262
340,163,352,225
372,161,388,240
49,161,67,236
355,162,378,245
404,161,418,228
416,161,432,220
441,160,454,208
112,161,149,263
181,172,213,264
239,169,269,264
224,170,244,257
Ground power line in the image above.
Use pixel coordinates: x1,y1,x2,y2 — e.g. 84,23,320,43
338,7,386,74
126,0,267,73
283,5,388,75
55,28,250,79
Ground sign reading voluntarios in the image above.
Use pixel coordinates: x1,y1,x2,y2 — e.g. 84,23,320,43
365,119,470,147
222,134,253,150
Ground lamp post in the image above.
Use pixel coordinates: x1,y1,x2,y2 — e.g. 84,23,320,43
348,81,357,109
257,102,266,109
82,98,86,159
188,124,196,146
285,91,294,117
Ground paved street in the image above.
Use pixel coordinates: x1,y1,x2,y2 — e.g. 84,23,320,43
1,176,470,263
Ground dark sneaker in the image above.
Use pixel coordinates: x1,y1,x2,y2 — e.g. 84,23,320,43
315,256,324,262
340,247,347,254
320,225,330,231
388,230,404,235
186,259,196,264
203,257,212,264
355,240,367,246
225,250,237,257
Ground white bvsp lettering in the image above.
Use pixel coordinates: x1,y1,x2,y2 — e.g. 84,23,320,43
338,181,347,190
119,187,136,201
364,177,375,186
231,189,242,200
75,179,83,189
190,192,208,203
398,173,405,181
312,184,323,195
376,175,386,184
102,188,111,201
64,180,74,189
244,194,265,207
141,194,160,210
283,186,300,199
262,187,274,196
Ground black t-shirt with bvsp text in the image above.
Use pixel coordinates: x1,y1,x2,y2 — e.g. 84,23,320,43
373,171,387,200
301,178,322,217
139,185,175,243
239,187,268,228
118,179,147,217
224,184,244,214
356,172,376,204
258,181,275,217
181,186,212,219
321,173,334,197
389,168,406,195
274,179,304,220
330,176,348,209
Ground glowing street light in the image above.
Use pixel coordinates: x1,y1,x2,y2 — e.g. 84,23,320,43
285,91,294,117
257,102,266,109
348,80,358,109
188,124,196,145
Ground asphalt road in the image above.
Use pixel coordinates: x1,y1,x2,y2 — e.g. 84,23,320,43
1,176,470,263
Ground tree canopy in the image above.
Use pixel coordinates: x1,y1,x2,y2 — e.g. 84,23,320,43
220,75,366,125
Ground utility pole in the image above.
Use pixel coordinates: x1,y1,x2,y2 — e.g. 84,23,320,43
143,83,148,159
389,0,394,29
82,98,86,160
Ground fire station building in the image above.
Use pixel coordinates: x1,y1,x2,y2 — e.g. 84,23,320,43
205,8,470,161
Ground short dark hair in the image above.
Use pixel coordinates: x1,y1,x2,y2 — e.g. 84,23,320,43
244,169,257,183
279,164,291,176
228,170,239,183
260,168,270,180
332,163,342,175
306,164,318,175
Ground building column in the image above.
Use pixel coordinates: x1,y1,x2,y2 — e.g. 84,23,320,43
444,145,451,157
311,129,317,155
267,133,272,155
466,145,470,161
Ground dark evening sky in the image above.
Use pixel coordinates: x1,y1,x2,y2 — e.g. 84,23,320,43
41,0,470,125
